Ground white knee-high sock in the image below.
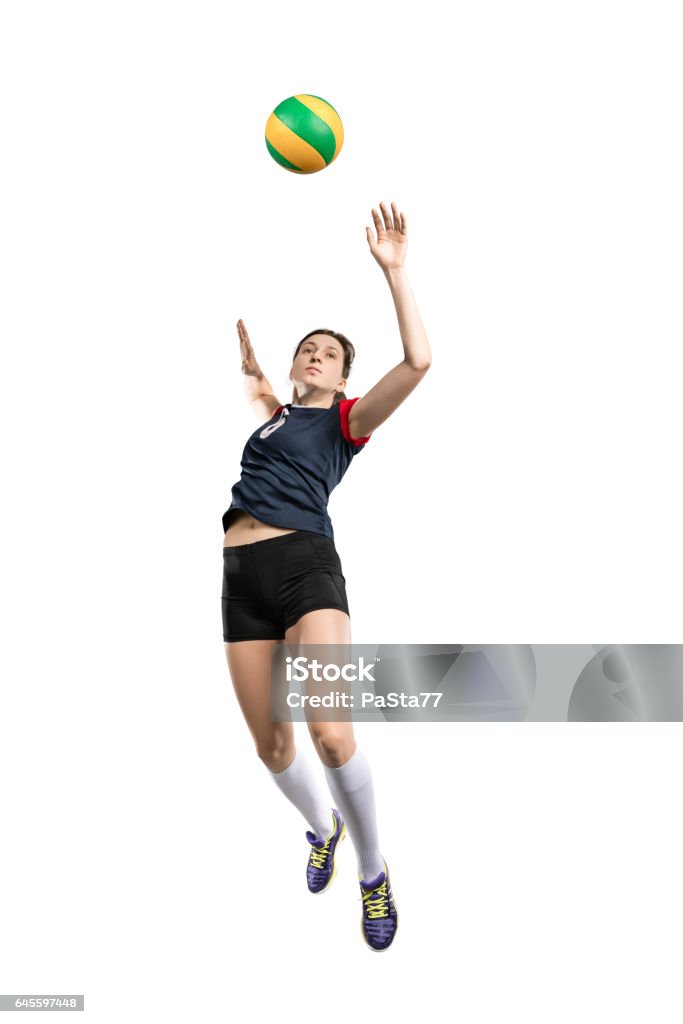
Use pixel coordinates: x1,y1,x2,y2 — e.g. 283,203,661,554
268,749,334,840
323,747,384,881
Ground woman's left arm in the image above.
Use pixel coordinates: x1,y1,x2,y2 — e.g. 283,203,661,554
348,201,432,441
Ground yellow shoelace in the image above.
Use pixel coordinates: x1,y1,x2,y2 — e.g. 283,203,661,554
362,880,389,919
309,837,333,870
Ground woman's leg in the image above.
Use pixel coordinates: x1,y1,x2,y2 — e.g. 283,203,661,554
225,638,333,839
284,610,385,881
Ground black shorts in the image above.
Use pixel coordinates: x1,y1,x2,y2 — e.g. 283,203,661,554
221,530,350,643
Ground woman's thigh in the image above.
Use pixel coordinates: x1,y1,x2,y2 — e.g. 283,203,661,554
285,609,356,766
284,607,352,646
225,639,294,769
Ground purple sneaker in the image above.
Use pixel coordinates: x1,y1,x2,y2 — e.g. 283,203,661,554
305,809,346,894
359,862,398,951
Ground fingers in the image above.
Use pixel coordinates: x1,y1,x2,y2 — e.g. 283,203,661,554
237,319,255,373
371,202,407,235
391,201,407,234
370,207,383,235
237,319,252,352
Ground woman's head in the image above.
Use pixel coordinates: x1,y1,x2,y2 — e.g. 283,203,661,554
289,328,356,406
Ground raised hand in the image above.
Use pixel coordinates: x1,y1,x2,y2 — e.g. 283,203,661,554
365,200,408,272
237,319,262,379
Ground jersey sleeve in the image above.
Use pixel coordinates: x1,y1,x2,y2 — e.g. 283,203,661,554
338,397,372,447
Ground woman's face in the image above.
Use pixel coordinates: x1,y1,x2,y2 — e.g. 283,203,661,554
290,334,347,399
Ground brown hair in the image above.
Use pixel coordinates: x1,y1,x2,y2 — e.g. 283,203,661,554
291,328,356,406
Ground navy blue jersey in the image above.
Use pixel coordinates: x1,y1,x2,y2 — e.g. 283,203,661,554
222,397,372,539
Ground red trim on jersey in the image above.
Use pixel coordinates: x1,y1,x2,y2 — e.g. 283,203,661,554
273,405,283,416
339,397,372,446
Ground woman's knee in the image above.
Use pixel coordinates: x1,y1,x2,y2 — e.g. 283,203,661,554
309,726,355,768
255,734,296,773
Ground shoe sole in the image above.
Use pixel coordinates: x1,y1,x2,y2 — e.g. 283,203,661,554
310,822,347,895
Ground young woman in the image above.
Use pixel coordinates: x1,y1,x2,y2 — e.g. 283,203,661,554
222,200,431,951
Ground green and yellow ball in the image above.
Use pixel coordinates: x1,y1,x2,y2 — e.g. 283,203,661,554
265,94,344,174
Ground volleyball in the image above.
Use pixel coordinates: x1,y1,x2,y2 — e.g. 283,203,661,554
265,94,344,174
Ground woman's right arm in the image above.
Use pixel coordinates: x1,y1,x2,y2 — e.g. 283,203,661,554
237,319,283,421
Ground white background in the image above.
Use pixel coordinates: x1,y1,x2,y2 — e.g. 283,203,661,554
1,1,682,1021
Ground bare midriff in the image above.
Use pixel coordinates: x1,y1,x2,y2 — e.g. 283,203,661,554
223,508,298,547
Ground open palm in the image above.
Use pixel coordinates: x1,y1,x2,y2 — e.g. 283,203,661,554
366,200,408,271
